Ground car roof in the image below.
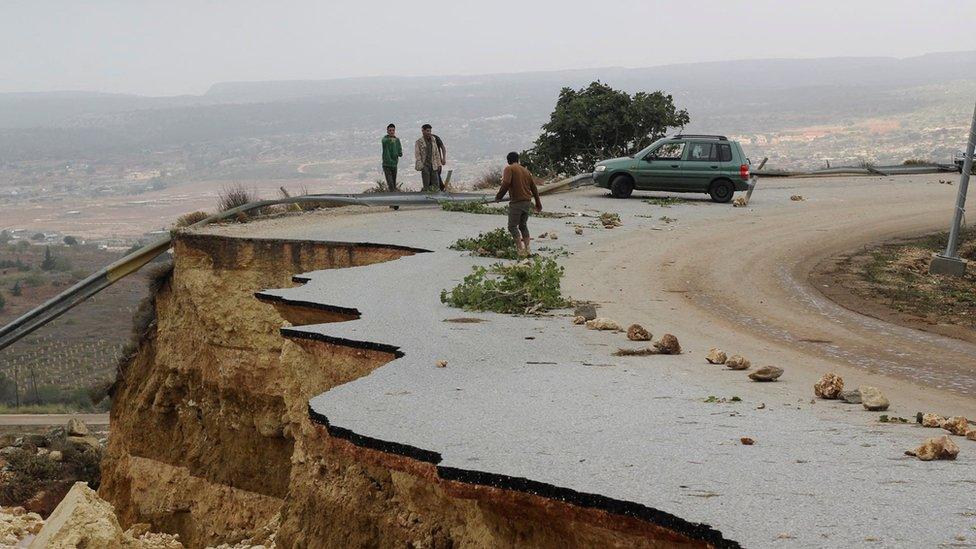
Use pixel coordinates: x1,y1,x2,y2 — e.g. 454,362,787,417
672,134,728,141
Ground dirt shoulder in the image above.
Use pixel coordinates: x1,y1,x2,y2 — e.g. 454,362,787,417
813,227,976,344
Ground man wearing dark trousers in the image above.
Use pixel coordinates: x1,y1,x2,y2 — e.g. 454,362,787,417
495,151,542,257
381,123,402,191
414,124,446,192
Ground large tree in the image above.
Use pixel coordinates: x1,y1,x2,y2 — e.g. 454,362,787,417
524,81,690,175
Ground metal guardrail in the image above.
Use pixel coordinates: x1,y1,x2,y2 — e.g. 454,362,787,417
755,164,958,178
0,191,490,352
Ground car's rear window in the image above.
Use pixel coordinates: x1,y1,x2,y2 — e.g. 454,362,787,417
716,143,732,162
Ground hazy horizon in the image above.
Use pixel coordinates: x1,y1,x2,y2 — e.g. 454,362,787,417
5,0,976,96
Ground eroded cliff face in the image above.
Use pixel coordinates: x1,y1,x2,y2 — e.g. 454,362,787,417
100,231,717,549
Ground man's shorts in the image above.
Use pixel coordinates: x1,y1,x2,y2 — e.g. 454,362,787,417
507,200,532,238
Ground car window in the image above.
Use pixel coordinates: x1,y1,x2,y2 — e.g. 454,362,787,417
649,142,685,160
716,143,732,162
687,143,714,161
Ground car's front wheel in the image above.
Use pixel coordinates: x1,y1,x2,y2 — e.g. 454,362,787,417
610,175,634,199
708,179,734,203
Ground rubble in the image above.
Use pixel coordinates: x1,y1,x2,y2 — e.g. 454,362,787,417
572,315,586,325
790,195,805,201
586,318,621,331
943,416,970,436
724,355,750,370
626,324,651,341
0,506,44,546
813,372,844,399
859,386,889,411
66,419,89,437
652,334,681,355
967,430,976,441
705,348,727,364
31,482,183,548
906,435,960,461
435,360,447,368
612,347,657,356
748,366,783,382
574,226,583,235
839,389,862,404
921,413,947,428
740,437,755,445
732,196,748,207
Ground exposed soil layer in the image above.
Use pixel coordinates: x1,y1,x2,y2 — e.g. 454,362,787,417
812,227,976,344
101,232,725,549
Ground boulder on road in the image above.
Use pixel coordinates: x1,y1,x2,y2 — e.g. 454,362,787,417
705,348,727,364
813,372,844,399
839,389,862,404
653,334,682,355
859,386,889,411
586,318,621,331
943,416,970,436
725,355,751,370
921,413,947,428
574,303,598,321
749,366,784,382
626,324,651,341
908,435,959,461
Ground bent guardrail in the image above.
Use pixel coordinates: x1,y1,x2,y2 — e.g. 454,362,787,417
0,192,490,352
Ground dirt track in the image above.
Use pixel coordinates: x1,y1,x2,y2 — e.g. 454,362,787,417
564,173,976,417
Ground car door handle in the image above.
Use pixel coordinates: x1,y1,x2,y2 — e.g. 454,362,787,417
710,165,718,169
670,164,679,168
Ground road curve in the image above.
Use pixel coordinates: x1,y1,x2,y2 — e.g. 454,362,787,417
564,173,976,415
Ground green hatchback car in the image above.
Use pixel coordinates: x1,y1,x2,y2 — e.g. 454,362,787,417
592,134,751,202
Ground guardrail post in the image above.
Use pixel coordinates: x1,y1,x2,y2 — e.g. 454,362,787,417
930,99,974,276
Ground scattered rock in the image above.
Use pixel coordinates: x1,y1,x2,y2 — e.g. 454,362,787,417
435,360,447,368
0,506,44,546
967,430,976,441
586,318,621,331
574,226,583,235
653,334,682,355
572,315,586,325
943,416,970,436
66,418,89,437
573,303,598,321
790,195,805,201
732,196,748,207
740,437,755,445
749,366,783,382
859,386,890,411
839,389,862,404
725,355,750,370
813,372,844,399
626,324,651,341
49,450,63,462
494,249,507,258
66,435,101,452
907,435,959,461
921,413,947,428
548,233,558,240
31,483,183,549
705,348,727,364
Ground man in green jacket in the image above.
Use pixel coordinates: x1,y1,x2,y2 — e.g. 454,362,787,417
381,124,403,191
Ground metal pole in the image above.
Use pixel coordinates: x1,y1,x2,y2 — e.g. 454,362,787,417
946,100,975,258
930,99,974,276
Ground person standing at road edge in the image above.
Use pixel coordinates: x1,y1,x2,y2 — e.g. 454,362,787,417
495,151,542,257
415,124,445,192
381,124,403,191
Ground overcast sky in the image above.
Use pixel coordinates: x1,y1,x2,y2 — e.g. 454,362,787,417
4,0,976,96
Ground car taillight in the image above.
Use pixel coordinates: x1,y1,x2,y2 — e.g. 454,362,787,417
739,164,750,180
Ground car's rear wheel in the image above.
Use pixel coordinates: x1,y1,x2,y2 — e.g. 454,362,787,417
610,175,634,199
708,179,734,203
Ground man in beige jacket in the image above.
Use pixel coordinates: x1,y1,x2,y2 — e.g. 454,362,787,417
415,124,446,192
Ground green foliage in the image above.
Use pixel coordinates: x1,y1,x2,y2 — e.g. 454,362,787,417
440,257,568,314
0,230,11,244
63,235,79,246
10,281,21,296
643,196,689,208
41,246,55,271
217,183,259,213
523,81,690,175
0,290,5,311
902,158,933,166
704,395,742,403
450,228,518,259
440,201,508,215
30,233,45,242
